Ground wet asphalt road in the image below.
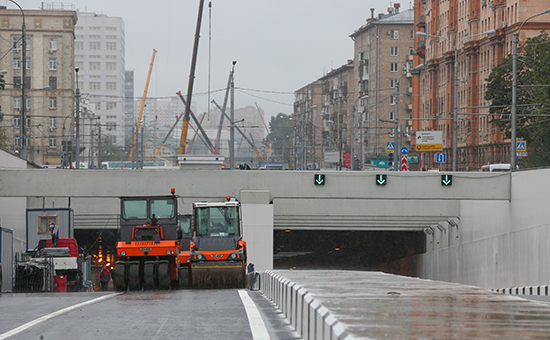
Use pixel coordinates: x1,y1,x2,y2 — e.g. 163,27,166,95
0,289,301,340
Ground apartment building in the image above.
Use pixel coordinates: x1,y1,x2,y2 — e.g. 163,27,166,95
294,81,323,169
0,6,77,165
350,5,415,166
413,0,550,170
74,12,125,147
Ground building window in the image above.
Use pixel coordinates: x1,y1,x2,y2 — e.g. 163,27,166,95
89,26,101,30
89,42,101,50
390,30,399,39
89,62,100,70
14,117,20,127
410,30,414,39
409,47,414,55
106,82,116,90
49,77,57,89
75,41,84,50
49,117,57,129
95,102,101,110
106,62,116,70
13,37,21,52
25,97,31,110
13,76,21,89
14,96,21,109
390,79,397,88
25,58,31,69
49,58,57,70
75,61,83,69
49,137,57,148
13,57,21,69
106,102,117,110
390,47,398,56
390,95,396,106
49,97,57,109
406,61,413,71
39,216,57,234
390,111,395,120
106,42,117,50
106,122,117,131
106,35,117,39
390,63,398,72
89,82,101,90
106,26,117,31
49,38,57,51
89,35,101,39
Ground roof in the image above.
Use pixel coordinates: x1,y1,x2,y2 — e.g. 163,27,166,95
350,8,414,38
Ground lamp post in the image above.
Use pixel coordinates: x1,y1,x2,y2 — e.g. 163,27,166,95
511,9,550,171
229,61,236,169
416,29,495,171
352,94,368,170
9,0,27,159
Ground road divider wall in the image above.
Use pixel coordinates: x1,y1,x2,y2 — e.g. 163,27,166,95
255,270,353,340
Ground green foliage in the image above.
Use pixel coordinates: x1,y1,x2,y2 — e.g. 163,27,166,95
262,113,294,161
485,31,550,167
100,136,128,161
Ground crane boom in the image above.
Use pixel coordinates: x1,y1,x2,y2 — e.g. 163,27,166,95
129,49,157,161
215,71,233,151
179,0,205,155
176,91,217,155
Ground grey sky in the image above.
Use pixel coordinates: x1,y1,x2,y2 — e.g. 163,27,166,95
23,0,407,120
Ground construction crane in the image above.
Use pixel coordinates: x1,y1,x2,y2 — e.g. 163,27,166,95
211,100,266,162
179,0,205,155
214,71,233,152
176,91,217,154
129,49,157,162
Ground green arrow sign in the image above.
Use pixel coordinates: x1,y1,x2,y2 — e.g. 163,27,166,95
441,174,453,186
376,174,387,186
314,174,325,185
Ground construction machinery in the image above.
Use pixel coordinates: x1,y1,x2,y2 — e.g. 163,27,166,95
189,197,247,288
116,189,184,291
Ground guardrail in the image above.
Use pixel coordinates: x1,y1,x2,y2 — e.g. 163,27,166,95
255,270,353,340
492,285,550,296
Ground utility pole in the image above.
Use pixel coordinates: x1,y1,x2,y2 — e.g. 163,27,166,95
75,67,81,169
351,105,355,170
394,79,400,171
229,61,236,169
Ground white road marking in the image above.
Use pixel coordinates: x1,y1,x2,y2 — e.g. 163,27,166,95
238,290,271,340
0,293,120,340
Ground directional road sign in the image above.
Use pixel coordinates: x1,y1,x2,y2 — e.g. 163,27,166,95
516,141,526,152
385,141,395,152
435,152,447,163
441,174,453,186
400,146,409,155
314,174,325,186
376,174,387,186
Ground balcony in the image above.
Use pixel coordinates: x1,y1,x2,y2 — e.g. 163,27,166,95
417,15,426,28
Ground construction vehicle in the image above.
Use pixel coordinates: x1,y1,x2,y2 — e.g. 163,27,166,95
189,197,247,288
177,214,193,288
116,189,184,291
15,238,82,292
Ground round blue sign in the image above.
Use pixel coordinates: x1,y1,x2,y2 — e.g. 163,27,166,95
400,146,409,155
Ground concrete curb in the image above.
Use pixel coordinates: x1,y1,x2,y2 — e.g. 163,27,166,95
255,270,353,340
491,285,550,296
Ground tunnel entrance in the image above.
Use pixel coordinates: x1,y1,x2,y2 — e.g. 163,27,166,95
74,229,118,269
274,229,425,273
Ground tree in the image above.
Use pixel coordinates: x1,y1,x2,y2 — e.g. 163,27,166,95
485,31,550,167
262,113,294,162
100,135,128,161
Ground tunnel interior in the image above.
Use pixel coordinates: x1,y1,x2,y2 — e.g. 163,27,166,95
274,229,426,273
74,229,118,268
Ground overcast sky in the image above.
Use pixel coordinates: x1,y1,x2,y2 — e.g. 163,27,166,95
23,0,409,120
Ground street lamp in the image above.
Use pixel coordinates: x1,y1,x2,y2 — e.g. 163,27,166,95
9,0,27,159
352,94,368,170
74,67,81,169
511,9,550,170
229,60,236,169
416,29,495,171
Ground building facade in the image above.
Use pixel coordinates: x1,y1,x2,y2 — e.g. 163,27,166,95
74,12,125,148
293,81,323,169
413,0,550,170
0,6,77,165
350,5,415,168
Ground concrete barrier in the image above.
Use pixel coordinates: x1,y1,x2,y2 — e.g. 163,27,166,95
255,271,353,340
491,285,550,296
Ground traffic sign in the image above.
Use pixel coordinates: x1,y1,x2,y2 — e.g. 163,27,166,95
435,152,447,163
441,174,453,186
400,155,408,171
376,174,387,186
314,174,325,186
416,144,443,151
385,141,395,151
415,131,443,151
516,141,526,152
400,146,409,155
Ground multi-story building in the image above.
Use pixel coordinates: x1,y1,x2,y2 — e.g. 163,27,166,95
413,0,550,170
124,70,134,141
293,81,323,169
350,5,415,167
74,12,125,147
0,5,77,165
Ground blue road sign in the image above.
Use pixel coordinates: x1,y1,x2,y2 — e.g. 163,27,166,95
516,141,526,152
385,141,395,151
400,146,409,155
436,152,447,163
